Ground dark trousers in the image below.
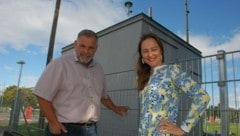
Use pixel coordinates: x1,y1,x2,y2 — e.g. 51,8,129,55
45,123,98,136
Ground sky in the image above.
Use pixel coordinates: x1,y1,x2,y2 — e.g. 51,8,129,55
0,0,240,100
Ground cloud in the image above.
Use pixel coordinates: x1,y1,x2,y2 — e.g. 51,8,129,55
0,0,54,52
21,75,39,87
0,0,126,54
187,31,240,56
3,65,15,72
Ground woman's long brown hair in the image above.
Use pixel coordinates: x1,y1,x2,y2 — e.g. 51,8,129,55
136,33,164,91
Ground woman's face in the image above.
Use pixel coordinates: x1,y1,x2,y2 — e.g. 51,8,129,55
141,38,163,69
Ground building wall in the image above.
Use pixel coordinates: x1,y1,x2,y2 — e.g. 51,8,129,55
96,21,142,73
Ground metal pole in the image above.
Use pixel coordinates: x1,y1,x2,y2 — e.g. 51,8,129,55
185,0,190,43
46,0,61,65
239,101,240,134
0,94,2,111
8,60,25,131
216,50,229,135
0,92,3,112
0,83,4,111
38,0,61,133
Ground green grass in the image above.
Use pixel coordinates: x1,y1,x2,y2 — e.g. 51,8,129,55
17,122,44,136
204,122,240,135
0,122,45,136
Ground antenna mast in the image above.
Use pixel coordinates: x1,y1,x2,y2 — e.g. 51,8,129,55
185,0,190,43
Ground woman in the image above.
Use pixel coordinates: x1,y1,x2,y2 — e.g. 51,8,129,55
136,33,210,136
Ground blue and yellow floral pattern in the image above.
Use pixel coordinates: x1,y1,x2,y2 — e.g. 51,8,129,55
138,65,210,136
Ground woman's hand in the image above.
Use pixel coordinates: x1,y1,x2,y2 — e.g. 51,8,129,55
156,118,185,136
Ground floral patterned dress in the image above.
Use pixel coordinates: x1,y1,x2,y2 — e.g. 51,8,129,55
138,65,210,136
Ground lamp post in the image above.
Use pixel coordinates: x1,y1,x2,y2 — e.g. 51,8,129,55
8,60,25,131
0,91,2,111
0,90,4,111
0,83,5,112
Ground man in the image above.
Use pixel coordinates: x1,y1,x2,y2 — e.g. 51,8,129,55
33,29,129,136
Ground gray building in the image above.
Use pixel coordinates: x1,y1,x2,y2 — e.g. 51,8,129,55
62,13,203,136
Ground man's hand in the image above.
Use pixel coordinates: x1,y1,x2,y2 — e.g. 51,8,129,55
112,106,129,116
101,95,129,116
156,118,185,136
48,122,67,135
36,96,68,134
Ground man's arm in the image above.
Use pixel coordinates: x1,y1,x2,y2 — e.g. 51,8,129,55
36,96,67,134
101,95,129,116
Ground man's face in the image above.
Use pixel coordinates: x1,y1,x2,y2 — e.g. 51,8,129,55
74,35,98,64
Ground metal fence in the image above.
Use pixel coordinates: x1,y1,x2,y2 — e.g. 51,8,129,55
98,50,240,136
172,50,240,136
0,50,240,136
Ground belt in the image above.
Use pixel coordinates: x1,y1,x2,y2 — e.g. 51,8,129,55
63,122,96,127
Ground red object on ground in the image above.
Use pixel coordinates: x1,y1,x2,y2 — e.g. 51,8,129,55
209,116,215,123
25,106,33,120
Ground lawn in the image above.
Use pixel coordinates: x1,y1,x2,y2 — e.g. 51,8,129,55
204,122,240,135
0,122,45,136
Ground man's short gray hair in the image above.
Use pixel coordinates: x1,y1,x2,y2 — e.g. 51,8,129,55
77,29,98,40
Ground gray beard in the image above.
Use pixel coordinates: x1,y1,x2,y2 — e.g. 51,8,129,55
78,56,92,64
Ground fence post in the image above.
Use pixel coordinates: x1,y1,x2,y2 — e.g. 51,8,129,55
216,50,229,135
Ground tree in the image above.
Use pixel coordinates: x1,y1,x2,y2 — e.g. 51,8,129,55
3,85,37,108
21,87,38,108
3,85,17,106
